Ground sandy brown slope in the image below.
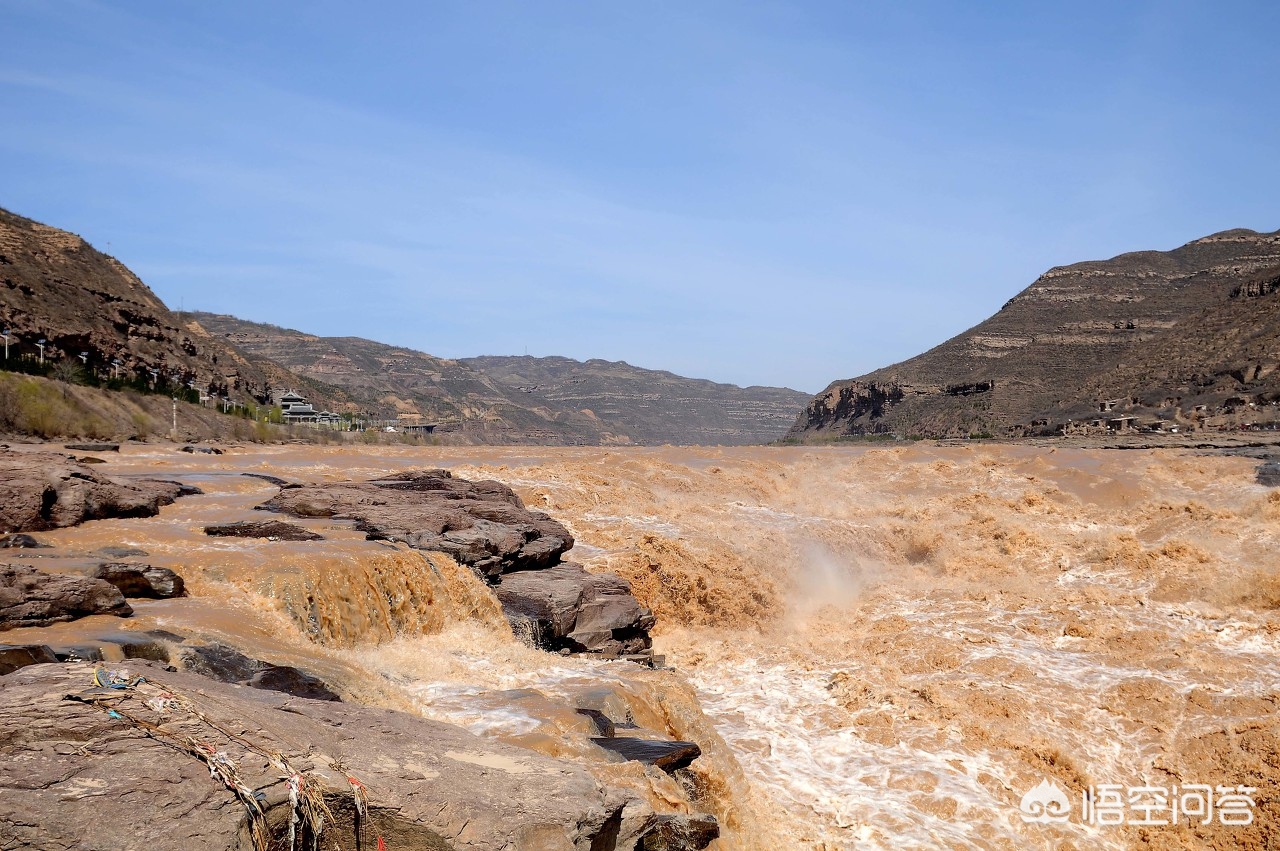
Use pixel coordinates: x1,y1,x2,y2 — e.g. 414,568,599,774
789,227,1280,438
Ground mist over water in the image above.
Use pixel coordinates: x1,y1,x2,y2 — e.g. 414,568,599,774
787,543,882,626
11,441,1278,849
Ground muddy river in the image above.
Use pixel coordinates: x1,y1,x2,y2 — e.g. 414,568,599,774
5,442,1277,850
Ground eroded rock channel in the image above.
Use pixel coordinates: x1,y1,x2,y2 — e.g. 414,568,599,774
0,449,724,851
259,469,658,661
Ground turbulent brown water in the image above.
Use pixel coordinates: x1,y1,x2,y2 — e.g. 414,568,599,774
8,442,1278,849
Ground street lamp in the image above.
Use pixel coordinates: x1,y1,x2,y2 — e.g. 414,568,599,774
78,351,89,365
36,339,46,364
1,329,9,360
111,359,121,379
148,368,159,389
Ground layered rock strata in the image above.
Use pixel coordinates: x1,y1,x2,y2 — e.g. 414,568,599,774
0,660,688,851
0,449,195,533
260,469,656,659
0,563,133,628
791,228,1280,438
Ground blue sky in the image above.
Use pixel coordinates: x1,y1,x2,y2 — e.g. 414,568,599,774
2,1,1277,392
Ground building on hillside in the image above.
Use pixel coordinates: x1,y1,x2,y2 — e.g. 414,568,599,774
1106,416,1139,433
277,390,344,428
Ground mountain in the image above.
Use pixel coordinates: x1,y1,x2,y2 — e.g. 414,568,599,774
188,313,610,443
0,205,803,445
462,355,810,445
0,207,349,411
789,228,1280,439
192,314,810,445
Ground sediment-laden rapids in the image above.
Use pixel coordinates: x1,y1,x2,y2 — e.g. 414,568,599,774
2,441,1276,849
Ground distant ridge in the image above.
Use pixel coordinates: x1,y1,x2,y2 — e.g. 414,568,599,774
790,227,1280,439
463,354,810,445
192,314,811,445
0,205,806,445
0,207,348,411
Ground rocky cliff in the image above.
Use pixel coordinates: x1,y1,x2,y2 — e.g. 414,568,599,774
790,228,1280,439
193,314,810,445
0,207,349,411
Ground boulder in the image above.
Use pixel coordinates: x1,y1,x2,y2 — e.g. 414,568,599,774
1258,461,1280,486
175,641,262,682
0,643,58,674
204,520,323,541
0,450,195,533
496,562,655,656
137,478,204,499
64,443,120,452
180,444,223,454
258,469,656,660
591,737,703,773
259,469,573,576
241,472,292,487
177,643,340,701
0,564,132,629
92,631,172,663
94,546,150,558
577,707,617,737
0,532,49,548
0,660,659,851
92,562,185,598
640,814,720,850
43,631,174,664
247,666,341,702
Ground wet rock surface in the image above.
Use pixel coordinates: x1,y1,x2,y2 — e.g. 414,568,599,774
88,630,172,663
262,469,657,659
94,545,150,558
241,471,293,487
0,642,58,674
577,707,617,737
640,814,720,851
176,642,341,701
0,660,667,851
0,532,48,548
204,519,324,541
64,442,120,452
260,469,573,576
1257,460,1280,486
0,450,194,533
0,563,133,629
246,665,341,702
91,562,186,598
592,737,703,773
496,562,655,656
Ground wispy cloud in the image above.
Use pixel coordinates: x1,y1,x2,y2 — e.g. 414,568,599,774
3,2,1277,389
